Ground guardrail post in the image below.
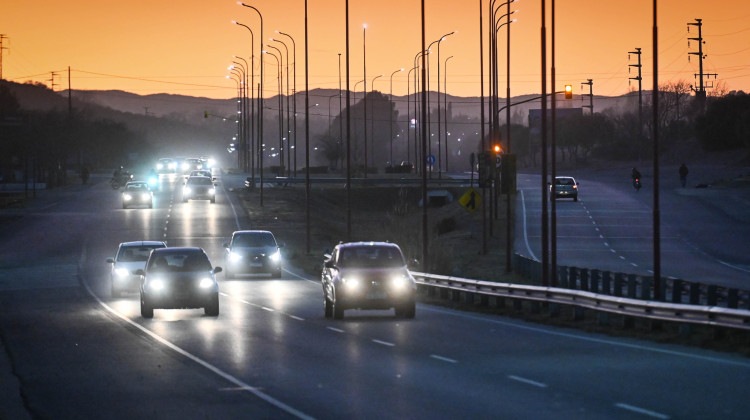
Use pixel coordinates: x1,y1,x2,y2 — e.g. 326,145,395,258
689,282,701,305
590,270,601,294
614,273,624,297
602,271,611,295
558,266,568,288
641,276,652,300
580,268,589,291
627,274,638,299
672,279,683,304
727,289,739,309
707,285,718,306
440,287,449,300
568,266,578,290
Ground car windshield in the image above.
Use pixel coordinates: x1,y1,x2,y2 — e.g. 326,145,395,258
187,177,212,186
338,246,405,268
556,178,575,186
117,245,163,262
148,251,211,272
233,232,276,247
126,184,148,190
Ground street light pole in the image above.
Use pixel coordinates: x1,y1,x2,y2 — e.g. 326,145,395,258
443,56,453,173
362,24,368,178
370,74,383,172
407,65,418,166
233,58,250,172
276,31,297,177
271,37,291,176
389,68,404,166
436,31,456,178
232,22,256,184
338,53,343,172
267,44,285,176
346,0,352,241
238,2,264,206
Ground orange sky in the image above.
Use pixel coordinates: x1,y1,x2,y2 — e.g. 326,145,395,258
2,0,749,100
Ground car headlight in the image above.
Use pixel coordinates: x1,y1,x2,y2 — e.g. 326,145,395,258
141,193,151,200
183,187,191,194
390,274,409,292
156,163,163,170
123,193,132,201
199,278,214,288
182,163,190,170
342,277,360,290
209,188,216,195
269,250,281,262
114,267,130,278
148,279,165,291
229,251,243,262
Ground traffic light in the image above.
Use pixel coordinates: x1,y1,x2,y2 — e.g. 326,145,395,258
564,84,573,99
493,144,502,154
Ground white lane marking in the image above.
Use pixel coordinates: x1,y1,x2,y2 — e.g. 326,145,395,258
420,306,750,367
80,277,314,419
718,260,750,274
520,190,539,261
508,375,547,388
610,249,617,253
372,339,395,347
630,263,638,267
327,327,345,333
430,354,458,364
615,403,670,419
289,315,305,321
261,306,275,312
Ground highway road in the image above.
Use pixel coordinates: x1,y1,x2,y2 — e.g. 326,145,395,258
1,171,750,419
516,169,750,289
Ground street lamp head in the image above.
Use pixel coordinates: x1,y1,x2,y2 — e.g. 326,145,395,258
363,23,368,29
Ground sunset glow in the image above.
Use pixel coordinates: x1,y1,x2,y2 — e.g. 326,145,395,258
2,0,749,99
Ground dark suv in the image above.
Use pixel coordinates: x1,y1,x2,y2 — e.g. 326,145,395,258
322,242,416,319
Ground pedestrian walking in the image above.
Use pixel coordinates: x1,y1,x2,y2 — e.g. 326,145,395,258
679,163,689,188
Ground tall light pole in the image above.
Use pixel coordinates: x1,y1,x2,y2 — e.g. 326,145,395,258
338,53,343,172
271,36,292,176
304,0,311,253
443,56,453,173
370,73,383,172
389,68,404,166
346,0,352,240
232,22,256,183
233,58,250,172
362,24,369,177
406,65,419,166
276,31,297,177
436,31,456,178
267,44,285,176
426,38,442,178
238,2,264,206
229,66,246,171
264,48,283,176
227,74,243,170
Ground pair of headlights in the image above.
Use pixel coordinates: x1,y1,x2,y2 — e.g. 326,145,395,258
341,275,410,292
228,250,281,263
123,192,151,201
147,277,214,291
183,187,216,195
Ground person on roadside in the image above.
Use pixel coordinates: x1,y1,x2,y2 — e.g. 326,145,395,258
679,163,689,188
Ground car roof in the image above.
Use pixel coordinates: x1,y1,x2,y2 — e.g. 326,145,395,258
151,247,204,254
336,241,401,250
233,230,274,235
120,241,167,248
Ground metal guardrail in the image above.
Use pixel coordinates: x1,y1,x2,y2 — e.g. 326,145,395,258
243,176,471,187
412,271,750,331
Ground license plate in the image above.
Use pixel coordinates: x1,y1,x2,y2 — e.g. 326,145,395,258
367,291,387,300
250,262,263,268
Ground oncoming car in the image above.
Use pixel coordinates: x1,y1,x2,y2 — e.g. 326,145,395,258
183,176,216,203
156,158,176,173
137,247,222,318
550,176,579,201
106,241,167,297
321,242,416,320
121,181,153,209
223,230,283,279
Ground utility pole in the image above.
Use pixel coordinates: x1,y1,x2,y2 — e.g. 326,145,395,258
688,18,717,112
581,79,593,114
628,47,643,161
48,71,58,91
0,34,8,80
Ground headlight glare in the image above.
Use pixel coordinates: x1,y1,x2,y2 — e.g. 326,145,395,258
114,267,130,278
229,251,243,262
269,250,281,262
199,278,214,288
148,279,164,291
123,193,132,201
343,277,360,290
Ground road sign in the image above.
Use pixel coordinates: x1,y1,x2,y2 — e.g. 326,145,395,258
459,187,482,213
426,154,436,165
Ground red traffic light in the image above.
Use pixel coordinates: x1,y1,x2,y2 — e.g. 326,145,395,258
493,144,502,153
564,84,573,99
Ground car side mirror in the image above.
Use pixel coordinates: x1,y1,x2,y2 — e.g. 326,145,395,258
106,258,115,264
324,259,334,269
408,258,420,270
213,267,223,274
134,269,145,276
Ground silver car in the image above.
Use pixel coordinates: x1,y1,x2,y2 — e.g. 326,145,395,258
550,176,579,201
106,241,167,297
183,176,216,203
223,230,283,279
